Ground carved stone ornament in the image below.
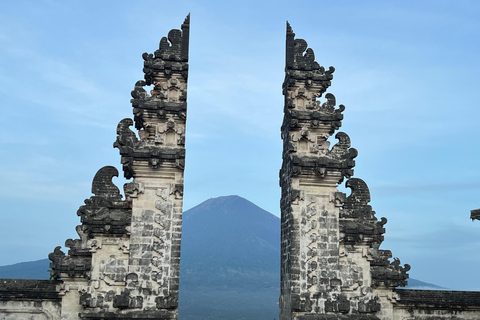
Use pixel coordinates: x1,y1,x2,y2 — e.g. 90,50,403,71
289,132,357,183
340,178,387,247
114,118,186,179
49,166,132,281
370,250,411,288
48,246,91,280
77,166,131,236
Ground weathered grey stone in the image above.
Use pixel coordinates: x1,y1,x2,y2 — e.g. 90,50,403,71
279,23,410,320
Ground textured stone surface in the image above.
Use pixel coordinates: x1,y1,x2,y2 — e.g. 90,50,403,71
0,279,61,300
279,23,409,320
48,15,189,320
0,280,61,320
393,289,480,319
395,289,480,307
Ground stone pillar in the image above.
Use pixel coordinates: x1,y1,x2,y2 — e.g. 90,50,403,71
279,23,409,320
48,15,190,320
279,22,355,319
113,14,190,318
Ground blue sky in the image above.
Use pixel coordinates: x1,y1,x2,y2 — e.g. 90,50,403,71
1,1,480,290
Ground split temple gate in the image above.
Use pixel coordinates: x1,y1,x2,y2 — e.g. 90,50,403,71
1,16,480,320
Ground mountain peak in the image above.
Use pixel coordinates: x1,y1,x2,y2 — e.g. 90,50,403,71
184,195,278,221
193,195,254,208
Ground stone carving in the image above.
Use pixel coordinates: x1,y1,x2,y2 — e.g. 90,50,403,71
288,133,357,183
124,181,144,200
357,297,381,314
280,23,411,320
114,116,187,178
77,166,131,237
340,178,387,247
284,22,334,90
109,16,189,318
143,14,189,83
325,294,350,313
48,166,129,280
281,24,357,186
112,274,143,309
48,246,91,280
48,164,132,317
339,178,410,288
115,16,189,181
370,250,410,288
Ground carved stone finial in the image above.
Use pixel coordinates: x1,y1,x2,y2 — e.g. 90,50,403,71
344,178,371,208
155,13,189,62
91,166,121,200
285,22,334,91
331,132,357,160
76,166,131,237
286,21,293,34
142,15,190,85
114,118,139,150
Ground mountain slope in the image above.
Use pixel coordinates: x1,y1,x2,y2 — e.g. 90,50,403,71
0,259,50,280
178,195,280,320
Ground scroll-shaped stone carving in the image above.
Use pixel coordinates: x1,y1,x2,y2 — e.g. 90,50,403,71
131,80,148,100
77,166,131,237
319,93,338,112
64,225,89,256
113,119,139,154
340,178,387,247
342,178,373,217
113,119,138,179
91,166,123,201
48,246,66,279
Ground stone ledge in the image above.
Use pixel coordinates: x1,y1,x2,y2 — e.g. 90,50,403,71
395,289,480,309
0,279,61,301
296,315,379,320
80,310,176,319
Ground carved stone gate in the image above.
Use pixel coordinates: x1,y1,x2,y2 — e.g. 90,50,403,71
1,15,480,320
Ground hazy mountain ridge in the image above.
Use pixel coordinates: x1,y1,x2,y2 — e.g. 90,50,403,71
0,195,444,319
